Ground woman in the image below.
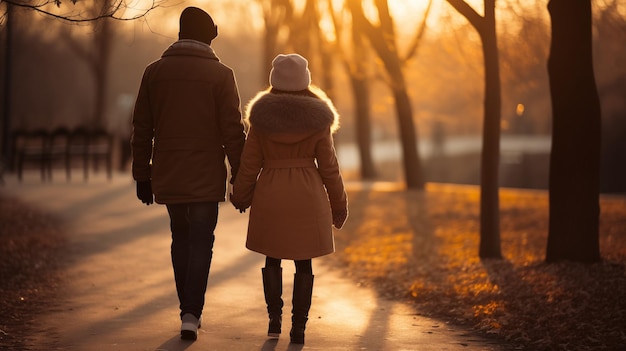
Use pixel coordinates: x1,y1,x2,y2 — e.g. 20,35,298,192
231,53,348,344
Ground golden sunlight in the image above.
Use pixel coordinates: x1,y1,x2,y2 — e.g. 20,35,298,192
386,0,446,33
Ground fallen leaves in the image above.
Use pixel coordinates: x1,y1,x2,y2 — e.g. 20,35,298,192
333,184,626,351
0,196,67,351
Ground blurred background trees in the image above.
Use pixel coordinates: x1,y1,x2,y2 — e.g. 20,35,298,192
0,0,159,163
1,0,625,194
346,0,427,189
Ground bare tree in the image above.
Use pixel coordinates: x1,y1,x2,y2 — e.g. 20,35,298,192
346,0,431,189
258,0,291,82
445,0,502,259
59,0,117,129
258,0,432,184
595,0,626,194
257,0,326,86
326,1,376,179
1,0,159,161
1,1,15,163
546,0,601,263
292,0,336,99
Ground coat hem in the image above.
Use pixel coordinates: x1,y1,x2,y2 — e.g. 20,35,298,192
245,244,334,260
155,196,226,205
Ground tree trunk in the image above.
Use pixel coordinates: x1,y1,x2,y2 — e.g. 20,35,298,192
90,3,113,129
392,85,424,189
377,50,424,188
546,0,601,263
446,0,502,259
349,74,377,179
2,3,14,164
263,24,279,81
93,29,110,130
261,0,286,84
478,1,502,259
377,38,424,189
349,25,376,179
347,0,424,189
318,46,335,99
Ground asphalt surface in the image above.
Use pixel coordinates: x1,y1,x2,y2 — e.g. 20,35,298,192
2,171,507,351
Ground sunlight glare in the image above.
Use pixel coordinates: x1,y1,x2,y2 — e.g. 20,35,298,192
118,0,158,19
516,103,525,117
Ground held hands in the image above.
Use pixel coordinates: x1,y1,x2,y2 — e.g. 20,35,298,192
332,209,348,230
136,180,154,206
229,193,248,213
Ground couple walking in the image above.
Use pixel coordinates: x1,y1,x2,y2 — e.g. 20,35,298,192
130,7,348,345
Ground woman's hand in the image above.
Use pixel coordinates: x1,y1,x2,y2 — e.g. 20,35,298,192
230,194,249,213
332,209,348,229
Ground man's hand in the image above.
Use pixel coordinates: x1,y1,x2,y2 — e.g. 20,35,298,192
136,180,154,205
230,194,248,213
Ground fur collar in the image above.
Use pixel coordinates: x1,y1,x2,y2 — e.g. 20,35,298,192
245,87,340,135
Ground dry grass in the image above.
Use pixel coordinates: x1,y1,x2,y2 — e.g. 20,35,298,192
333,183,626,351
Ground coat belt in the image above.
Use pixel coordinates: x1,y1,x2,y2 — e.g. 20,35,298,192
263,158,316,169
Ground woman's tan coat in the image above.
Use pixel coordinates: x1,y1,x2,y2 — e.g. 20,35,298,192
232,89,348,260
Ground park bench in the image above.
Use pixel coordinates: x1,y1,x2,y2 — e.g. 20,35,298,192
12,126,114,182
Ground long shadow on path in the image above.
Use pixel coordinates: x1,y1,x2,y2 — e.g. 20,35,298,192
2,175,512,351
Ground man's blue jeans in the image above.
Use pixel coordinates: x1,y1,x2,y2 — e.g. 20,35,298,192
166,202,218,319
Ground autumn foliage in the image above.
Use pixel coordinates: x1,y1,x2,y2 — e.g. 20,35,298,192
334,184,626,350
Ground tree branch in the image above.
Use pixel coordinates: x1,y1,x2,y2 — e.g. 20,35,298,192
2,0,160,22
446,0,484,31
346,0,395,87
402,0,433,63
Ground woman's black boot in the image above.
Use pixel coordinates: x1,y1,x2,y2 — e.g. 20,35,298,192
262,266,283,337
290,273,314,344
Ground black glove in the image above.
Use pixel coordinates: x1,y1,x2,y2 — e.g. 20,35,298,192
229,193,247,213
136,180,154,205
332,209,348,229
229,167,238,184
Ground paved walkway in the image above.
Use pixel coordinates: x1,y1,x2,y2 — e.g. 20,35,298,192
2,171,507,351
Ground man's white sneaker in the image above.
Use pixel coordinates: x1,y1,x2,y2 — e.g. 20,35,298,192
181,313,201,340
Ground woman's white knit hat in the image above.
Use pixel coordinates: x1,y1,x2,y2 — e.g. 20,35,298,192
270,54,311,91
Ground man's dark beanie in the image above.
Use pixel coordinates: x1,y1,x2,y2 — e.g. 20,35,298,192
179,7,217,44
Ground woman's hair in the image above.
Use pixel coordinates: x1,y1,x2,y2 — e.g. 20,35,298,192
269,87,320,100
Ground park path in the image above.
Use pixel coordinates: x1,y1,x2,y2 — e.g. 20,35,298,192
2,171,507,351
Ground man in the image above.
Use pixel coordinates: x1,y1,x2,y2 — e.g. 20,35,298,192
131,7,245,341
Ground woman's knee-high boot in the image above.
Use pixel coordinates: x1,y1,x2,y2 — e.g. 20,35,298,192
290,273,314,344
262,267,283,337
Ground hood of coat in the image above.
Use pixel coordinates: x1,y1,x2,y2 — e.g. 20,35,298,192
245,87,340,144
162,39,219,61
